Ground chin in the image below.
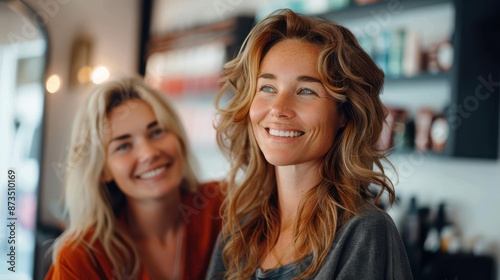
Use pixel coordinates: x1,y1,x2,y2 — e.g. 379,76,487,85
262,154,295,167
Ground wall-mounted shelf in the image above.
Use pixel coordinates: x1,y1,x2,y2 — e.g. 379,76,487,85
145,16,254,62
317,0,451,22
385,72,450,83
143,16,254,98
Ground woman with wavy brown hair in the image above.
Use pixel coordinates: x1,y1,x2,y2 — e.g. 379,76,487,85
207,9,412,280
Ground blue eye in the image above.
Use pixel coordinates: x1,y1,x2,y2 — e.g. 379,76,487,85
116,143,130,151
259,85,276,93
298,88,316,95
151,128,164,138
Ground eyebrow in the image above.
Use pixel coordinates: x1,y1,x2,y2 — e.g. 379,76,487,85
109,121,159,143
257,73,322,84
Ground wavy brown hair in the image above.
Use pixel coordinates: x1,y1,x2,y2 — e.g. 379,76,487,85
214,9,395,279
51,76,199,279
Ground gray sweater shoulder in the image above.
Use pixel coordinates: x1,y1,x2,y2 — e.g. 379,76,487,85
316,204,413,280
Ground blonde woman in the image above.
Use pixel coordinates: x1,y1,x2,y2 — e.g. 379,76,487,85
207,9,413,280
46,77,223,279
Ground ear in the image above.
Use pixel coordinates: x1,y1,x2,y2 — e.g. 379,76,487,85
101,166,113,183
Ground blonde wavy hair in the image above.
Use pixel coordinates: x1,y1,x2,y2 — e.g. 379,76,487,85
214,9,395,279
51,76,199,279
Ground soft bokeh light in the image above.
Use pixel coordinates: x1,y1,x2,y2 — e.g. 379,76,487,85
46,74,61,94
91,66,110,84
77,66,93,84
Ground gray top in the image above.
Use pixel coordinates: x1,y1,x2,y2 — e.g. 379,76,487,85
206,204,413,280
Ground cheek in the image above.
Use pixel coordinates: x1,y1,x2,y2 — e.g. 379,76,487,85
165,135,184,156
174,145,185,167
249,97,267,125
165,136,186,172
105,157,129,179
314,108,339,143
249,101,263,140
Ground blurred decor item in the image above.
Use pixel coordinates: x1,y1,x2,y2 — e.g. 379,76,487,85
388,28,405,78
69,33,93,86
378,107,415,152
435,40,453,72
426,39,454,74
425,202,454,253
401,197,423,279
430,116,449,153
415,108,434,152
378,108,394,150
328,0,351,10
372,30,390,75
402,30,422,77
354,0,380,5
391,108,413,151
415,109,450,154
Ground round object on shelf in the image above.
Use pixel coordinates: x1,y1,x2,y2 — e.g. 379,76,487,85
431,117,449,153
436,41,454,72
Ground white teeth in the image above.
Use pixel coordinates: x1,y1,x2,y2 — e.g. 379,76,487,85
139,166,166,179
269,129,304,138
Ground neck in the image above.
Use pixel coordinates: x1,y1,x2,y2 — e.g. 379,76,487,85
275,163,320,227
125,189,183,241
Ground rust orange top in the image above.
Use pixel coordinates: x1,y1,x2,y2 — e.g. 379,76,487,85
45,182,223,280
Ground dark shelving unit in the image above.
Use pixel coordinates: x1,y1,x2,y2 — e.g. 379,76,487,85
445,0,499,159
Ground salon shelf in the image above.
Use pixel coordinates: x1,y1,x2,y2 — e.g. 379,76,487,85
316,0,451,22
385,72,450,83
318,0,499,159
145,16,254,63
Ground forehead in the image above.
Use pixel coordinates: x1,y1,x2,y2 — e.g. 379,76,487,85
106,100,156,135
260,39,321,72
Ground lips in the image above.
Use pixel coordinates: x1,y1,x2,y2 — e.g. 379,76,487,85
267,128,305,138
136,162,173,179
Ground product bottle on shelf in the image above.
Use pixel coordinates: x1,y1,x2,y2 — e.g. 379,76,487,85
401,197,422,279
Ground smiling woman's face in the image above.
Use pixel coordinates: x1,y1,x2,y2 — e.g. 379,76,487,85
102,100,184,201
249,39,344,168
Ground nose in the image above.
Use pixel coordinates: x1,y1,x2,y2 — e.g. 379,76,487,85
136,139,160,163
270,92,295,119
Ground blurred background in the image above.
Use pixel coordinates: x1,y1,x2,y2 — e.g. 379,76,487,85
0,0,498,279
